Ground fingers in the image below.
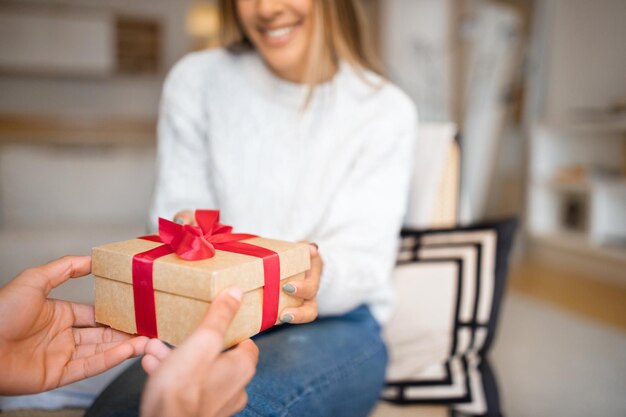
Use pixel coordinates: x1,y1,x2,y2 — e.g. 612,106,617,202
72,326,133,346
145,338,173,361
282,276,318,300
279,241,321,325
282,243,322,301
297,241,319,257
141,339,173,375
72,341,126,360
72,336,148,360
306,251,323,280
70,303,96,327
16,256,91,293
280,299,318,325
140,288,244,379
142,354,161,375
302,241,322,285
170,287,243,364
198,287,243,337
173,210,197,226
61,336,148,387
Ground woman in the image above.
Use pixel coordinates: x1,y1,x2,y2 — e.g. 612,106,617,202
88,0,417,416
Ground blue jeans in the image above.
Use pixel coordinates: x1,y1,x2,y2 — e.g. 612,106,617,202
85,305,387,417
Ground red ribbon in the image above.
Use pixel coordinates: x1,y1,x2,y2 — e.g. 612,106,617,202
131,210,281,339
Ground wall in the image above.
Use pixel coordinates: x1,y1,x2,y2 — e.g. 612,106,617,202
380,0,453,122
542,0,626,121
0,0,198,290
0,0,195,118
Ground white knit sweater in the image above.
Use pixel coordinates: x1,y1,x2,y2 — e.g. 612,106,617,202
149,49,418,324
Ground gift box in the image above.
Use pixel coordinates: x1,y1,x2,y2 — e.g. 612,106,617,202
92,210,310,348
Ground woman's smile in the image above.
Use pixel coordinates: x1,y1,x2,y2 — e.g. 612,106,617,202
258,21,303,47
237,0,313,82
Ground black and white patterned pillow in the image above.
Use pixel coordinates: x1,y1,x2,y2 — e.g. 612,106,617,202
382,218,517,416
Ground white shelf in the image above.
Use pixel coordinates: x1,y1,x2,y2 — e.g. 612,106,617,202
527,121,626,278
531,178,626,194
532,180,592,194
540,119,626,136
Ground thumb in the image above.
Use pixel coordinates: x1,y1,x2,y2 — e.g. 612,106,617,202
14,256,91,294
199,287,243,337
173,287,244,361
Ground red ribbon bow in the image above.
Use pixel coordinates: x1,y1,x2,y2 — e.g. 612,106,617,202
132,210,280,339
157,210,256,260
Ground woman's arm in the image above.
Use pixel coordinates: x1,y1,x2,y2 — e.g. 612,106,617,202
314,97,418,322
149,56,216,230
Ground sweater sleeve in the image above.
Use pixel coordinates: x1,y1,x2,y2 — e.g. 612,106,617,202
149,57,217,231
314,96,418,322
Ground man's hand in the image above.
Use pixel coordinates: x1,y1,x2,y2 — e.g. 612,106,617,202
140,287,259,417
0,256,148,395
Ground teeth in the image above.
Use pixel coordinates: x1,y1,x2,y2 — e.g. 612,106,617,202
265,26,293,38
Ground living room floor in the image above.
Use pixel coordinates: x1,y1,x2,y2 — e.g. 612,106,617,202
491,261,626,417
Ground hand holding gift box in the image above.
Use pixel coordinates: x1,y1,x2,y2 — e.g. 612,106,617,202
93,210,311,348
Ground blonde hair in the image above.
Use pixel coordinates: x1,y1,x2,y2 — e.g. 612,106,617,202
218,0,383,90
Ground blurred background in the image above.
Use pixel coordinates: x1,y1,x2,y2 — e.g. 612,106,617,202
0,0,624,416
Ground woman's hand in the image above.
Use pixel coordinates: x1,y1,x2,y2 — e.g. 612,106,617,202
173,209,197,225
0,256,148,395
279,243,322,324
140,287,259,417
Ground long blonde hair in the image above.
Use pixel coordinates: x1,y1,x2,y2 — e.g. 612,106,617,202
218,0,383,90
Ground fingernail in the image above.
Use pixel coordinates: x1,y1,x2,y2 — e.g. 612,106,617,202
225,287,243,302
282,283,296,294
280,313,294,323
310,242,319,250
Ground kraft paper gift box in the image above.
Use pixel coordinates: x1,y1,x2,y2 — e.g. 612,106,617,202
92,210,310,348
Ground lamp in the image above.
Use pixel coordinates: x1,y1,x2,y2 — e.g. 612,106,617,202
186,2,220,50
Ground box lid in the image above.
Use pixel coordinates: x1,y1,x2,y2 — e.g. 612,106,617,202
92,237,310,301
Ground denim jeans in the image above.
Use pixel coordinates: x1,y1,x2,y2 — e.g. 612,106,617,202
85,305,387,417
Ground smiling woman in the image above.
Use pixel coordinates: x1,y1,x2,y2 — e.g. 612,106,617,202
85,1,418,417
233,0,314,82
220,0,382,88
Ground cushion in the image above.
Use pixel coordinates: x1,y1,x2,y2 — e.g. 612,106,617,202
404,122,458,229
382,218,517,416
